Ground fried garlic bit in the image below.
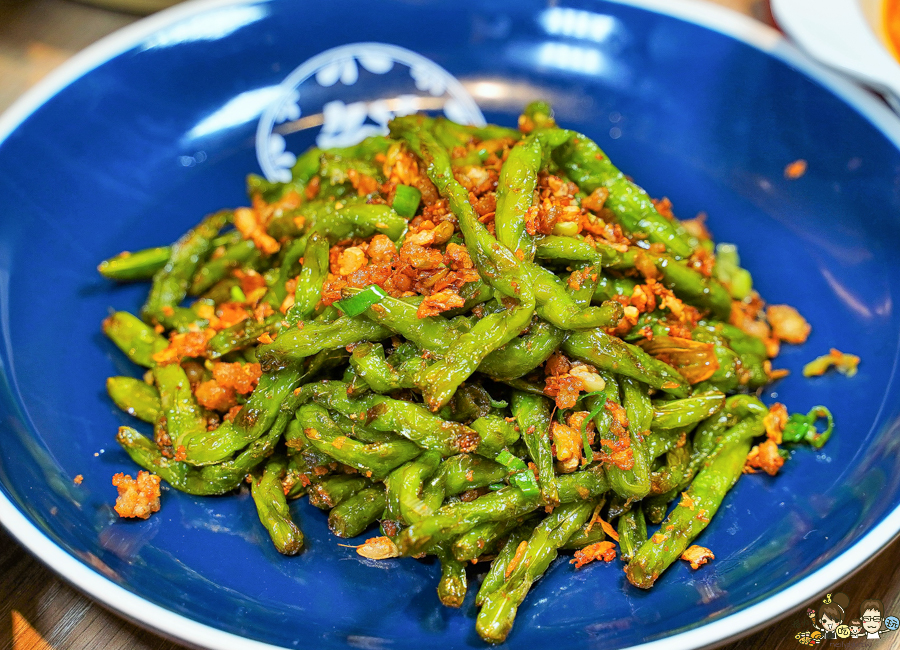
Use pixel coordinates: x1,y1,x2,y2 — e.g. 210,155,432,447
744,439,785,476
355,536,401,560
784,159,808,179
112,470,161,519
680,545,715,570
570,541,617,569
766,304,811,345
763,402,788,445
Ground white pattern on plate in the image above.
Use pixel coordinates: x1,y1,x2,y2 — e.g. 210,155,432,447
256,42,485,183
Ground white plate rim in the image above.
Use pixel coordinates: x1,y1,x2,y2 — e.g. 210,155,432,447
1,0,900,649
770,0,900,112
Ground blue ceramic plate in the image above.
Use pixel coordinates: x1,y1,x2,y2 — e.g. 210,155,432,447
1,1,899,648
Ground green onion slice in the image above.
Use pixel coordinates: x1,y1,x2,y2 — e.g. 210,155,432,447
334,285,388,317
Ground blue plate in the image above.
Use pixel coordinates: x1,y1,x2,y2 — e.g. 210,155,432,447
1,1,899,648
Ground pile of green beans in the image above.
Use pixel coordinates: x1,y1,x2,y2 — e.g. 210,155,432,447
99,102,831,644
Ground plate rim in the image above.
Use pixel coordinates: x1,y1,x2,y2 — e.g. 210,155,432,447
770,0,900,111
2,0,900,649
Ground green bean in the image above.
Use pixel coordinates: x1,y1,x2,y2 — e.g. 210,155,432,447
535,236,731,319
645,427,689,459
562,328,689,397
617,505,647,563
643,489,678,525
435,543,469,608
106,376,160,423
532,264,624,330
261,237,307,310
396,486,542,556
152,362,208,461
479,319,565,381
555,467,610,503
142,210,230,327
206,314,281,358
295,404,422,479
257,316,392,367
476,499,596,643
432,454,508,495
651,392,726,430
625,437,750,588
98,246,170,281
306,381,480,456
331,413,401,444
470,415,521,458
494,133,541,260
414,299,534,411
561,516,608,550
492,129,568,261
189,237,258,295
511,391,559,505
649,441,692,496
102,311,169,368
592,273,638,302
607,377,651,499
287,231,329,322
452,517,527,562
475,524,534,607
116,423,280,496
397,450,443,524
180,350,345,465
395,115,527,302
521,100,556,131
338,204,408,241
343,288,470,355
549,130,693,258
328,486,387,538
307,474,371,510
279,453,309,500
251,455,304,554
348,342,410,393
431,117,521,150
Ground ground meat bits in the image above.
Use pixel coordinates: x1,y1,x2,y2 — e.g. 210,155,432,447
112,471,161,519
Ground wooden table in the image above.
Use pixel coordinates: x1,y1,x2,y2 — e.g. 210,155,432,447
1,0,899,648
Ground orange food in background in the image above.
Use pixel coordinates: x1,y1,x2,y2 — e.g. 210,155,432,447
886,0,900,63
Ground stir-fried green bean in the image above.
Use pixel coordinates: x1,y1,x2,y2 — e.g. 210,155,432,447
100,103,832,645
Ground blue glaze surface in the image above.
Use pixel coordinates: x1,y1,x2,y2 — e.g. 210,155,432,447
0,0,899,648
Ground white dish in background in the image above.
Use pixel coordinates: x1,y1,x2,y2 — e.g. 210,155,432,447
772,0,900,111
